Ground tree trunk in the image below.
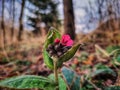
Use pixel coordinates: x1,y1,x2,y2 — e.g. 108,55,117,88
18,0,25,41
63,0,75,40
11,0,15,41
1,0,6,46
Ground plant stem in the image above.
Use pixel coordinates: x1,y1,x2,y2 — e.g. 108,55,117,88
88,80,101,90
53,58,59,90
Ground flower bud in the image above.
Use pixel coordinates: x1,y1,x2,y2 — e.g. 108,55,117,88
67,46,71,49
57,51,63,57
48,44,54,50
54,43,62,51
54,38,60,44
46,48,50,52
63,47,68,53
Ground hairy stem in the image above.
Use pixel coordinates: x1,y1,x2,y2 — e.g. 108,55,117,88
53,58,59,90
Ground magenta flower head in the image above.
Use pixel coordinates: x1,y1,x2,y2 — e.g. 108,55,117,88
44,28,80,69
61,35,73,46
47,34,73,58
54,34,73,46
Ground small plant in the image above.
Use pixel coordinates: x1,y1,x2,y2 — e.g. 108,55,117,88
0,28,80,90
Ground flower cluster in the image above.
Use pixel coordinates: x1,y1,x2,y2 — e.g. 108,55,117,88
46,35,73,58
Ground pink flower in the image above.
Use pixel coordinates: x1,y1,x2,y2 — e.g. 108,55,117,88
61,35,73,46
54,38,60,43
54,34,73,46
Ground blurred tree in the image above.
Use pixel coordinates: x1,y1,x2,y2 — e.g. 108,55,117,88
18,0,26,41
63,0,75,40
1,0,6,46
83,0,120,31
11,0,15,41
27,0,60,36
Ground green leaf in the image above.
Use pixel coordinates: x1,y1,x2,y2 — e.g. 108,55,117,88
104,86,120,90
105,46,120,65
114,55,120,65
0,75,55,89
106,46,120,53
48,74,67,90
91,68,117,78
116,55,120,63
43,28,61,69
62,67,80,90
95,63,109,69
58,44,80,67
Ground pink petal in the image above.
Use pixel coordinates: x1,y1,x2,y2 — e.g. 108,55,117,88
54,38,60,43
61,34,70,44
66,40,73,46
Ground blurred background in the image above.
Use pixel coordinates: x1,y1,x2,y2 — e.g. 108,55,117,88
0,0,120,84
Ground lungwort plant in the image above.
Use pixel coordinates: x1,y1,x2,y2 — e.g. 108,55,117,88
0,28,80,90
